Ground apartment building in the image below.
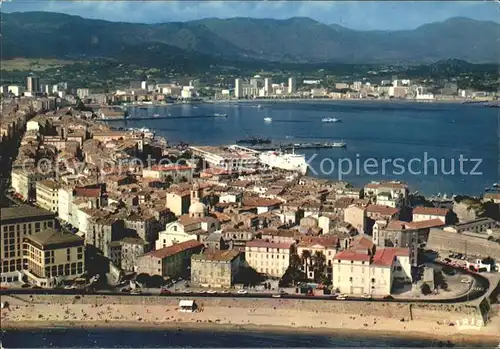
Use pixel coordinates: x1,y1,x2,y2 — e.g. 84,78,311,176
142,165,194,183
245,240,293,278
343,205,367,233
11,169,53,202
373,220,418,266
23,228,85,288
0,206,56,283
191,250,242,288
36,179,61,213
297,236,339,280
412,206,452,224
334,246,411,296
109,237,148,272
165,189,191,216
443,217,499,234
136,239,203,277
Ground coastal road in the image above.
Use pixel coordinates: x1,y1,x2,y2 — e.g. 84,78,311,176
0,263,491,305
0,273,489,305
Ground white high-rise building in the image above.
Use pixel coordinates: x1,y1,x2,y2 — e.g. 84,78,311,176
288,77,296,94
235,78,243,99
264,78,272,96
26,76,40,93
77,88,90,99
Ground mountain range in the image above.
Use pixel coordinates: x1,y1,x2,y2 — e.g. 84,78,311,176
2,12,499,65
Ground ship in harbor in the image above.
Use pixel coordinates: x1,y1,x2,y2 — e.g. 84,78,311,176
213,113,228,117
322,117,341,123
236,137,272,145
264,117,273,123
247,141,346,150
259,149,308,175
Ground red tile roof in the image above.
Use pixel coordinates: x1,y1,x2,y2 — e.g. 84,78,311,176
74,187,101,198
385,220,407,230
336,247,409,266
146,239,203,259
351,235,375,250
151,165,192,172
246,240,292,250
335,250,371,262
366,204,399,216
243,197,282,208
202,167,231,175
412,206,449,216
407,218,445,230
372,248,396,267
298,236,339,248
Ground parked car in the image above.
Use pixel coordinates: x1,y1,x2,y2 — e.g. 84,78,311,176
383,295,394,300
272,294,282,298
362,293,372,299
160,289,171,295
207,290,217,294
237,289,248,295
461,279,471,284
337,294,347,300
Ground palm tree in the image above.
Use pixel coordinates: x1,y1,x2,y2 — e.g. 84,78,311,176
301,250,312,276
312,251,326,274
290,253,301,269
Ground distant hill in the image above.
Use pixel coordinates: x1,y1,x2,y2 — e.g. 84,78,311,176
2,12,499,65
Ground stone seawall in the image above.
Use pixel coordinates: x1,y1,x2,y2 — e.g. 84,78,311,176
12,294,485,324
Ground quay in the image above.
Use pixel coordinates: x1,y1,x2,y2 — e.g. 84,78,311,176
98,115,223,122
246,141,347,151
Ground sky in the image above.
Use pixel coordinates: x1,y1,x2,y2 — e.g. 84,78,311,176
2,1,500,31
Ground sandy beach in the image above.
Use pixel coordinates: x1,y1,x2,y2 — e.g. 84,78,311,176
1,296,500,345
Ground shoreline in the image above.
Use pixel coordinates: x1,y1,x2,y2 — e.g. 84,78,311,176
126,98,490,107
2,298,500,346
2,320,500,345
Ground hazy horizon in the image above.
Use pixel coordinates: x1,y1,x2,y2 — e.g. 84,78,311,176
3,1,500,31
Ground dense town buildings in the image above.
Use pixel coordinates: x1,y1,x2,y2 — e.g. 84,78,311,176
0,94,498,299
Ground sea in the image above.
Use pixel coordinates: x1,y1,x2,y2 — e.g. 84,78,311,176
0,328,492,348
113,100,498,197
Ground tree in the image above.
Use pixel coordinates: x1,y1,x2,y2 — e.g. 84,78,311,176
148,275,164,288
312,251,326,282
136,273,150,286
279,265,306,288
434,270,446,289
301,250,311,277
290,253,301,269
421,283,432,295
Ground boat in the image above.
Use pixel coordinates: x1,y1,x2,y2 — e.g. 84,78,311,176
322,117,341,123
213,113,228,117
236,137,271,145
330,142,346,148
259,149,308,175
153,113,160,117
264,117,273,123
257,105,262,109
